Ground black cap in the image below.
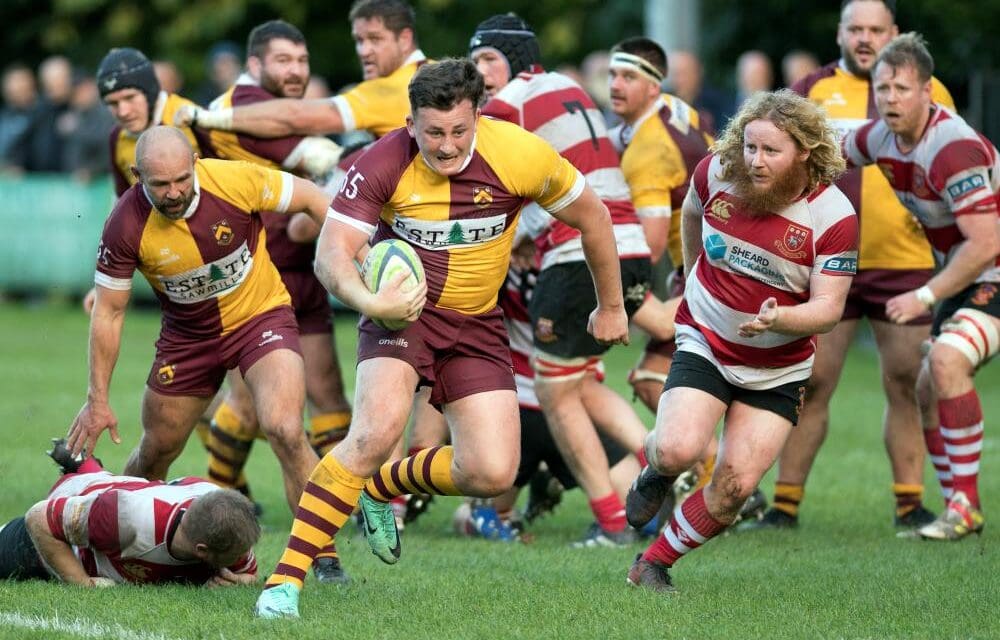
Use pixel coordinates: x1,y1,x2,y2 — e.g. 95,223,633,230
469,13,541,79
97,48,160,122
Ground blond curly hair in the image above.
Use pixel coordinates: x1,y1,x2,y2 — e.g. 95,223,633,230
714,89,845,192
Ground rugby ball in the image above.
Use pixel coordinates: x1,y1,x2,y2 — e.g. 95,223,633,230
360,238,425,330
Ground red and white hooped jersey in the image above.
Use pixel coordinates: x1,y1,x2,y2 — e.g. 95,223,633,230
482,69,649,270
498,263,540,409
843,105,1000,282
45,472,257,585
676,154,859,389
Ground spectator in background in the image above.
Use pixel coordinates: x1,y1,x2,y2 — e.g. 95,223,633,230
195,42,242,106
153,60,184,95
782,50,820,88
666,49,732,135
0,63,38,173
60,72,114,181
26,55,74,172
735,50,774,106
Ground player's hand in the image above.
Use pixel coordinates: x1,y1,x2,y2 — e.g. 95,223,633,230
88,577,116,588
371,270,427,323
885,290,927,325
738,297,779,338
67,400,120,458
204,568,258,588
587,305,629,346
81,287,97,315
172,104,198,128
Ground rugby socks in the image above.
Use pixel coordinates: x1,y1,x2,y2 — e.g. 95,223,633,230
192,416,211,448
892,483,924,519
635,447,649,468
309,410,352,457
642,488,725,567
590,492,627,534
206,402,255,499
78,457,104,474
265,454,364,590
938,390,984,508
923,427,954,502
363,445,461,502
772,482,804,518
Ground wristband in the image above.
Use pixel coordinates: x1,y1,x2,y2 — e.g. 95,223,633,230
194,107,234,131
915,285,937,308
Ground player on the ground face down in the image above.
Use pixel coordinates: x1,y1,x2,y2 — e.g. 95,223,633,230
625,90,858,592
842,33,1000,541
253,58,628,618
744,0,956,533
472,14,675,546
65,127,334,519
0,441,258,588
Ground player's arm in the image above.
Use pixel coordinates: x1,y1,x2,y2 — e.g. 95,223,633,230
24,501,109,587
67,285,131,457
887,210,1000,324
740,272,853,338
549,184,629,345
314,219,426,324
175,98,345,138
680,188,703,277
283,176,335,229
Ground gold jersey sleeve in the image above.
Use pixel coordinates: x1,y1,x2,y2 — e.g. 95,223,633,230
337,59,423,138
195,158,293,214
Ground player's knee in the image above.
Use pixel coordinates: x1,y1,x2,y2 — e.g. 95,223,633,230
456,457,517,498
927,343,972,387
650,438,701,474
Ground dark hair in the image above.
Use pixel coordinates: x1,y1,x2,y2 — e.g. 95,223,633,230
875,32,934,83
409,58,485,113
468,13,541,78
611,36,668,77
184,490,260,560
349,0,416,37
840,0,896,20
247,20,306,60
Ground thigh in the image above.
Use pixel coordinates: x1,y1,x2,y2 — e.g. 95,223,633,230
718,401,794,482
140,388,212,445
242,347,306,430
446,389,520,476
807,319,857,399
870,319,929,383
341,357,421,463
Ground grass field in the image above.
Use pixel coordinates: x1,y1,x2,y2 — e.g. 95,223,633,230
0,302,997,640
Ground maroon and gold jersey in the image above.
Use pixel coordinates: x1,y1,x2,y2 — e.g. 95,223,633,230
330,50,427,138
200,74,313,272
793,61,953,270
94,158,295,338
108,92,201,197
331,117,585,315
611,93,713,265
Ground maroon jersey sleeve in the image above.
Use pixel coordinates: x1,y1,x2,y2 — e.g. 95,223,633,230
94,191,148,282
231,84,305,165
330,128,417,229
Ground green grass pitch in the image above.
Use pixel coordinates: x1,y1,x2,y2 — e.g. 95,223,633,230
0,303,997,639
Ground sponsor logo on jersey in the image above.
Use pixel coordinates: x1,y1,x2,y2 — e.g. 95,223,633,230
774,223,809,259
157,364,175,385
947,174,986,202
153,247,181,267
472,186,493,208
391,213,508,250
705,234,727,260
823,92,847,108
212,220,234,246
707,199,733,223
820,256,857,275
156,242,253,303
728,245,785,286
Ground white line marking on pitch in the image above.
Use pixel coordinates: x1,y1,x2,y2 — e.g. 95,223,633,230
0,611,182,640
